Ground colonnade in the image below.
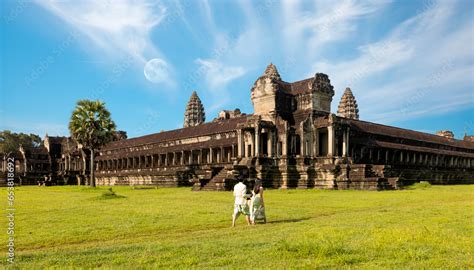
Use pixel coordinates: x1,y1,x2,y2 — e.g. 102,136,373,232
97,145,236,171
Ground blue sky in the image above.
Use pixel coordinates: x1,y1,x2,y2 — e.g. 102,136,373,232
1,0,473,139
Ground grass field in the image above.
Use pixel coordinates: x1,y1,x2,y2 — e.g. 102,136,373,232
1,184,473,268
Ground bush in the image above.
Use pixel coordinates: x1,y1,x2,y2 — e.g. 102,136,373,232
408,181,432,190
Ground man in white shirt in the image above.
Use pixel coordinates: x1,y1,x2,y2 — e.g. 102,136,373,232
232,179,251,227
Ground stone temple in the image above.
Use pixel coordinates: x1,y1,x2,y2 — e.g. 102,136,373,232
9,64,474,190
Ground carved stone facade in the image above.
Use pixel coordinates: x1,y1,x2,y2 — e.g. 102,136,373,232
436,130,454,139
11,135,89,185
183,91,205,128
3,131,128,186
92,63,474,190
8,64,473,189
337,87,359,120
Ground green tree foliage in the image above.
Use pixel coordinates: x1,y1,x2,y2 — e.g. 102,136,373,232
69,100,116,187
0,130,42,157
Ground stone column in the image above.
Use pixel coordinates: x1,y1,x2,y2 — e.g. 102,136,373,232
341,134,346,158
327,125,335,156
242,130,247,157
346,129,350,157
248,131,253,157
300,133,305,157
209,148,213,163
255,127,260,157
197,150,202,164
237,130,243,157
268,130,277,157
315,129,319,157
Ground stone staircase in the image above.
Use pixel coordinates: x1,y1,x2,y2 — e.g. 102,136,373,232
349,164,399,190
192,168,235,191
201,168,228,191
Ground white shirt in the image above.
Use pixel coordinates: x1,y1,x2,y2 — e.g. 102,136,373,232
233,182,247,205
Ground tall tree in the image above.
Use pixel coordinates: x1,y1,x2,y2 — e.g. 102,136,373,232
69,100,116,187
0,131,41,171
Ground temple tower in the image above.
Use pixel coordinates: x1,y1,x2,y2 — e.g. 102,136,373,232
436,130,454,139
184,91,205,128
337,87,359,120
263,62,281,80
250,63,282,117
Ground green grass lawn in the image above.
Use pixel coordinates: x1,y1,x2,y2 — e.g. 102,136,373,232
1,184,473,268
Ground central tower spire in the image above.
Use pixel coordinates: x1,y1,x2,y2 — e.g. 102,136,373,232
337,87,359,120
183,91,205,128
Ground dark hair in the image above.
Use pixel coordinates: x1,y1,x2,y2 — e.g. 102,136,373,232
253,179,262,194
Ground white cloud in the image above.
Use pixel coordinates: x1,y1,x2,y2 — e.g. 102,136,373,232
224,0,472,125
282,0,391,57
306,0,473,124
34,0,472,125
195,58,246,92
35,0,172,85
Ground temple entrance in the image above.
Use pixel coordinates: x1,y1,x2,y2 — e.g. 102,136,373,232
318,130,328,156
295,135,301,156
261,133,268,155
337,135,343,157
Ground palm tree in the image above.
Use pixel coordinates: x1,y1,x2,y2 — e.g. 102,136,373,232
69,100,116,187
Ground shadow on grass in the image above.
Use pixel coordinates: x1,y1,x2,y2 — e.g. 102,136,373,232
266,217,312,224
96,188,127,200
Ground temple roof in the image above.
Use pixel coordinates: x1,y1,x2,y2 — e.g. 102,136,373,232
102,115,250,151
348,119,474,151
275,75,334,96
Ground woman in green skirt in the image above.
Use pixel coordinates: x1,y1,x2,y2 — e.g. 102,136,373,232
250,179,266,224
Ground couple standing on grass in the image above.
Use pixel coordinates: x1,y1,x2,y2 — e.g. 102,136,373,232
232,178,266,227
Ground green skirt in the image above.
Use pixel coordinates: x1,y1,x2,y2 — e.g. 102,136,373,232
251,197,266,221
